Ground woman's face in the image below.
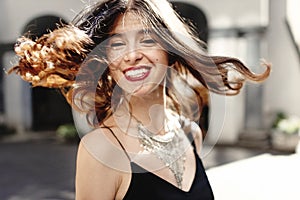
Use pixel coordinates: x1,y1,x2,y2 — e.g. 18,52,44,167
106,12,169,97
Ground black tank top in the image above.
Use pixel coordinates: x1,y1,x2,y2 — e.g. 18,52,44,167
107,127,214,200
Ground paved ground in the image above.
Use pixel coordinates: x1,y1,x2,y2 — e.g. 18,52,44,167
0,132,279,200
0,139,77,200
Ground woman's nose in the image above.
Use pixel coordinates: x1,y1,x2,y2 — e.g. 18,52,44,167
123,49,143,63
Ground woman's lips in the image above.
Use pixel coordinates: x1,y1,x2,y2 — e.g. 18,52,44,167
123,66,151,82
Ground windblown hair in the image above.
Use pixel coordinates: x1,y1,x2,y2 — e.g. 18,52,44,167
9,25,93,88
9,0,270,127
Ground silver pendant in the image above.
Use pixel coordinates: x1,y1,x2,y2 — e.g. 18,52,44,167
137,122,186,189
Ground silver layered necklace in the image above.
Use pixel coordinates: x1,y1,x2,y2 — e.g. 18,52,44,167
136,116,187,189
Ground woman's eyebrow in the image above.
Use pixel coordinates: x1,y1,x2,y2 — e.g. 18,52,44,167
109,33,123,38
139,28,153,35
108,29,154,40
112,28,152,35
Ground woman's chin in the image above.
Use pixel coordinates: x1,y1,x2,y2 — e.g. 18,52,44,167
122,83,161,98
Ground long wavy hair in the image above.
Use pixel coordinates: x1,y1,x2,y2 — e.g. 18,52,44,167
9,0,270,128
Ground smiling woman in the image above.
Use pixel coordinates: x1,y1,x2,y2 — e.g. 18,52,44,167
8,0,270,199
107,13,169,96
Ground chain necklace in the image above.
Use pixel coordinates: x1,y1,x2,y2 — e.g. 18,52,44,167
137,118,187,189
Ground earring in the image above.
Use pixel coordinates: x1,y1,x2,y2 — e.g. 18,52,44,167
107,75,112,82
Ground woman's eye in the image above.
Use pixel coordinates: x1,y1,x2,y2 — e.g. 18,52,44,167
110,42,125,48
141,38,156,46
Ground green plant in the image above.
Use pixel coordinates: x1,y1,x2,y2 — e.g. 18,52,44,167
56,123,78,140
272,112,287,128
273,112,300,135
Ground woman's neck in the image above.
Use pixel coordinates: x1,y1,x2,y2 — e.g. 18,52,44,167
118,86,166,134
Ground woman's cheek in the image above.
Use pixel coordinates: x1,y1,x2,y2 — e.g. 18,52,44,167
109,69,121,83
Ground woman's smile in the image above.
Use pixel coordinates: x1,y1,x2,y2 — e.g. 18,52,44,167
123,66,151,82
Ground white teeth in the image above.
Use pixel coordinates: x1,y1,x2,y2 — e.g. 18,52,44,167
125,68,149,78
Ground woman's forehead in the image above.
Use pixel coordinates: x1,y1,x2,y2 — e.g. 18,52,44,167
111,12,147,34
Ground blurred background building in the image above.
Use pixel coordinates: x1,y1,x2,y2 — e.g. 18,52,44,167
1,0,300,146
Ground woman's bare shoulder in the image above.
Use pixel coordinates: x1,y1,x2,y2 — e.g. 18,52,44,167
76,139,119,199
79,127,130,169
76,128,131,200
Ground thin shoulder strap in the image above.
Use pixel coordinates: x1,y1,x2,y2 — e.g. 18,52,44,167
102,126,131,162
186,131,198,152
187,131,195,146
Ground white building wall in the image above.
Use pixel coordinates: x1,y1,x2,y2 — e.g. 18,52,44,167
0,0,90,42
207,35,247,143
264,0,300,119
173,0,269,29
